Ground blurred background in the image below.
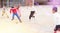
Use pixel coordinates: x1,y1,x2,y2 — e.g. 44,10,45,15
34,0,60,5
34,0,50,5
0,0,60,7
0,0,33,7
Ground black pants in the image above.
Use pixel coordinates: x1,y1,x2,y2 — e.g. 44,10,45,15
29,11,35,19
54,25,60,31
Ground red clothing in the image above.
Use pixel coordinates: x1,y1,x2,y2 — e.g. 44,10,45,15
10,8,17,14
54,31,56,33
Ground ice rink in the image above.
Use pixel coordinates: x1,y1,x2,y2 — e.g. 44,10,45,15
0,5,60,33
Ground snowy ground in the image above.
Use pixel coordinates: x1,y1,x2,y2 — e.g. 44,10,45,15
0,5,60,33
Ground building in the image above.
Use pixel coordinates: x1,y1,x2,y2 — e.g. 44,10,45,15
34,0,60,5
0,0,33,7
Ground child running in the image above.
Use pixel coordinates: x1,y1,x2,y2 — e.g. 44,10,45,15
10,6,22,23
52,7,60,33
2,5,9,18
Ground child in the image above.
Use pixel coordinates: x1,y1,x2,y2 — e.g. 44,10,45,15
52,7,60,33
29,6,35,20
2,6,9,18
10,6,22,23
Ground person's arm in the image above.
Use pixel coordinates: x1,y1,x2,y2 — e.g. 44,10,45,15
17,8,21,17
10,9,12,14
19,11,21,17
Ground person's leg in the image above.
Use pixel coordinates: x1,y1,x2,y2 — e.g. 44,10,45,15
12,13,15,20
54,25,57,33
54,25,60,33
54,26,57,33
15,13,22,22
29,15,32,19
29,11,33,19
29,11,35,20
2,11,5,16
5,12,9,18
56,25,60,31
